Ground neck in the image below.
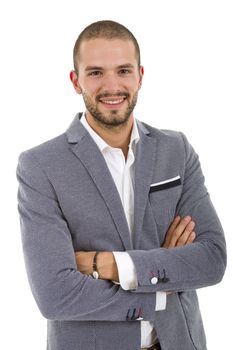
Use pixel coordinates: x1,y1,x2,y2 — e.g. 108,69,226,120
85,112,134,159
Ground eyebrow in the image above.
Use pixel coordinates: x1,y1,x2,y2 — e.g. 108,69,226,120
85,66,103,72
118,64,135,69
85,63,135,72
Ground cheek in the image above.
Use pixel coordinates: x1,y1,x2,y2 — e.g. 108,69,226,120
81,81,101,98
126,77,141,91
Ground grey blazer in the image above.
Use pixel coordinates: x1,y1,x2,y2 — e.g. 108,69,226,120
16,113,226,350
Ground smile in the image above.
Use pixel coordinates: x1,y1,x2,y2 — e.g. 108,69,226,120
99,98,126,105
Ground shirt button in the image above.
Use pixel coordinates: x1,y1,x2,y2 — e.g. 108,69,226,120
150,277,158,285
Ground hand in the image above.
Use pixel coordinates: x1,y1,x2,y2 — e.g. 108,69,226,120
162,216,196,249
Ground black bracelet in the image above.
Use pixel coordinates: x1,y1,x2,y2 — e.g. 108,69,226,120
92,251,101,279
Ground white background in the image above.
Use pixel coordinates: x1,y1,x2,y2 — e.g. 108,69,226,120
0,1,232,349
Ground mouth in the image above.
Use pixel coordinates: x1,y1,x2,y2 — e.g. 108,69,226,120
97,95,128,108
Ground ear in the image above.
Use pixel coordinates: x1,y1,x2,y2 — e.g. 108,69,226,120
138,66,144,89
70,70,82,94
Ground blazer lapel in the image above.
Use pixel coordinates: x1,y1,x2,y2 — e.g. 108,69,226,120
133,121,157,249
66,114,132,250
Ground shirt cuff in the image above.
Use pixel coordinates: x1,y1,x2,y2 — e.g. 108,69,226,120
113,252,167,311
155,291,167,311
112,252,138,290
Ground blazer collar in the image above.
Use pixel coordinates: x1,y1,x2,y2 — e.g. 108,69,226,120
66,113,156,250
133,125,157,248
66,112,87,143
66,112,151,144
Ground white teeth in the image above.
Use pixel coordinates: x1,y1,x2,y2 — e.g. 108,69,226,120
100,98,124,105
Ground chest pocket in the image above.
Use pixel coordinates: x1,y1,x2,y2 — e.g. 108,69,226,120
148,181,182,226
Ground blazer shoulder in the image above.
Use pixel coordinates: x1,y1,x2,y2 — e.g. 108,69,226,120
139,120,186,145
18,132,68,166
138,121,195,162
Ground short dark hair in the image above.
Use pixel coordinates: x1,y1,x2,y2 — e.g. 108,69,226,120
73,20,141,73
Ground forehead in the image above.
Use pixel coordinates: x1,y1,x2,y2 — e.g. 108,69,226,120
78,38,138,68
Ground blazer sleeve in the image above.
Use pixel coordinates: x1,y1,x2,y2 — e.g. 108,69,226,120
16,151,157,321
127,132,227,293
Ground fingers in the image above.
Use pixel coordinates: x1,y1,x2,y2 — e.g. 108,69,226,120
166,216,181,238
163,216,196,249
186,231,196,245
163,216,181,248
171,216,195,248
175,221,195,247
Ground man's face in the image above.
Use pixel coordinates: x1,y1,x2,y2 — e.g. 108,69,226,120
71,38,143,128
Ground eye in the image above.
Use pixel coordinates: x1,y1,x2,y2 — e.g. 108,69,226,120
119,69,131,75
88,71,102,77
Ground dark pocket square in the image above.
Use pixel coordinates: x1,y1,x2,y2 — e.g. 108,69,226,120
149,176,181,193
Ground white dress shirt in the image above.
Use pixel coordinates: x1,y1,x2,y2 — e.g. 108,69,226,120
80,115,166,348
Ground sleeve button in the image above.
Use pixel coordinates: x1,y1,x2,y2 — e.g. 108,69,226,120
150,277,158,285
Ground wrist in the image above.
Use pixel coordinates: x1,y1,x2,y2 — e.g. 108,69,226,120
98,252,119,281
92,251,101,279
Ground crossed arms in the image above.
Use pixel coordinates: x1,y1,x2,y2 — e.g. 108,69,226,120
75,215,196,283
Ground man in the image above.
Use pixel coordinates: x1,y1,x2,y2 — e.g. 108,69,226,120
17,20,226,350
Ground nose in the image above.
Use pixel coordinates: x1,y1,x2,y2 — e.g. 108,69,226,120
101,72,121,93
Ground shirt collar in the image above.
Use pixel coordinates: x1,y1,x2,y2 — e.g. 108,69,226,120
80,114,140,153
